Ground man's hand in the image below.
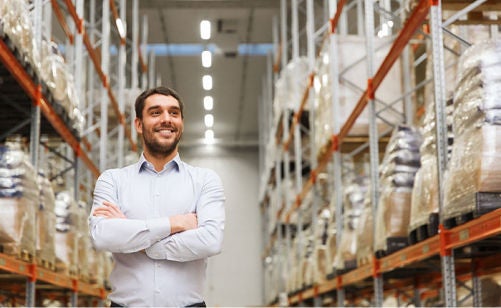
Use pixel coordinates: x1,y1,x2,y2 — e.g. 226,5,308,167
169,213,198,234
93,201,126,219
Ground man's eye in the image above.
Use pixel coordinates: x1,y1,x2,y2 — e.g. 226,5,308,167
170,111,179,115
151,111,161,116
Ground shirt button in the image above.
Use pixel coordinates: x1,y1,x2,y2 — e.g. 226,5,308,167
155,193,160,197
155,290,160,294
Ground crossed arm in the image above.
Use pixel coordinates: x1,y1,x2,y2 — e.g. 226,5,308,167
88,169,225,262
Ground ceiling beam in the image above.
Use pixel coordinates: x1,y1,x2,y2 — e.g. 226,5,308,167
139,0,280,9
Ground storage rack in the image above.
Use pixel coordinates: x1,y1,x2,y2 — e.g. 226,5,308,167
0,0,153,305
259,0,501,306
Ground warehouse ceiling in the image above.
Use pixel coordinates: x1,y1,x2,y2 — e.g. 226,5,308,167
134,0,281,149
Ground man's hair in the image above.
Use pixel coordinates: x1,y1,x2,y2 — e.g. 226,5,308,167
135,86,184,119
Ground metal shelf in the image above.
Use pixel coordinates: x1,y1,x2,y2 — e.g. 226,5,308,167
0,253,105,299
286,208,501,304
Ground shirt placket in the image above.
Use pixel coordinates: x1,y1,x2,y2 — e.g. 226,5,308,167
152,172,162,304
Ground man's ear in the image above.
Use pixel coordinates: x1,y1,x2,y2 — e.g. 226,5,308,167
134,118,143,134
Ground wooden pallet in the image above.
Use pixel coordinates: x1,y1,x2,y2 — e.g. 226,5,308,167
36,257,56,271
0,244,34,263
444,192,501,229
375,237,409,259
409,213,439,245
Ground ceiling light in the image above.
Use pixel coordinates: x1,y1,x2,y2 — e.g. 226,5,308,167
204,114,214,127
205,129,215,144
201,50,212,68
116,18,126,39
202,75,212,90
204,96,213,110
200,20,211,40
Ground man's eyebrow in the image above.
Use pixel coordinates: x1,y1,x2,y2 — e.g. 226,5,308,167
146,105,161,112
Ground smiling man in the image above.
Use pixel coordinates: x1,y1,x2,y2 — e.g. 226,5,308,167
89,86,226,307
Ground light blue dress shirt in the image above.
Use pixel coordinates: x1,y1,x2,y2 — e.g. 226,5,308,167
89,153,225,307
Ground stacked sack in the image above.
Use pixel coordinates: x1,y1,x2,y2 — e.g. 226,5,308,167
333,174,368,272
355,190,373,266
0,140,37,257
54,190,78,275
375,125,421,255
37,172,56,267
444,40,501,219
409,96,453,239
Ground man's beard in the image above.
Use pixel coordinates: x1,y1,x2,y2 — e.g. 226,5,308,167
142,127,182,157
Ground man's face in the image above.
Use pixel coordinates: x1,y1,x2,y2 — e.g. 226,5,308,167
134,94,184,157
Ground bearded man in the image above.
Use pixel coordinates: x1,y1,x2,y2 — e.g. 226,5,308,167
89,86,226,307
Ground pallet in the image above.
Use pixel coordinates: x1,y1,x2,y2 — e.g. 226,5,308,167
36,258,56,271
0,244,34,263
335,259,357,275
357,253,372,267
55,262,78,277
375,237,409,259
409,213,439,245
443,192,501,229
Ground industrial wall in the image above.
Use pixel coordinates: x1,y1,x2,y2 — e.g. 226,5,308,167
181,146,263,306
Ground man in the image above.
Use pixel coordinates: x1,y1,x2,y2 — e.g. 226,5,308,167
89,86,225,307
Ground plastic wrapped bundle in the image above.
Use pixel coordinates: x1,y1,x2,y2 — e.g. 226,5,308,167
333,176,368,271
36,172,56,267
76,201,90,281
444,125,501,219
409,154,439,233
0,0,38,67
442,40,501,220
0,142,37,257
356,191,373,266
54,191,78,275
313,35,404,142
374,125,421,254
272,57,310,124
453,40,501,135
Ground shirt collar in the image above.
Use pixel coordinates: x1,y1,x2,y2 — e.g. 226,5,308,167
136,153,181,173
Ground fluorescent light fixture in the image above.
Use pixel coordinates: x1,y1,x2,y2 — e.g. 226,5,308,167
204,114,214,127
200,20,211,40
116,18,126,39
202,75,212,90
204,129,215,144
201,50,212,68
204,96,213,110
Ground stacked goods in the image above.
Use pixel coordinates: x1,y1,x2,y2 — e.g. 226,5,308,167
355,191,373,266
54,191,78,275
272,57,310,126
0,0,39,69
333,175,368,272
409,97,453,241
444,40,501,220
312,36,404,160
76,201,90,282
0,0,84,137
374,125,421,256
36,172,56,268
0,141,37,258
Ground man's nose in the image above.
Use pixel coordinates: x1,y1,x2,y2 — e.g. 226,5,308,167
160,111,172,123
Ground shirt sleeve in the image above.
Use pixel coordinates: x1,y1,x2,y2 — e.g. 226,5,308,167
145,170,225,262
88,169,172,253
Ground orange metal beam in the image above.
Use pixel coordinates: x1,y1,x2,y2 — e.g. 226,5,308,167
51,0,74,44
0,40,100,178
109,0,127,46
138,44,148,73
380,236,440,272
62,1,137,152
447,208,501,250
329,0,348,34
339,0,431,143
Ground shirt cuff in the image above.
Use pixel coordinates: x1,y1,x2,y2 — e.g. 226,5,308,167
145,217,171,242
